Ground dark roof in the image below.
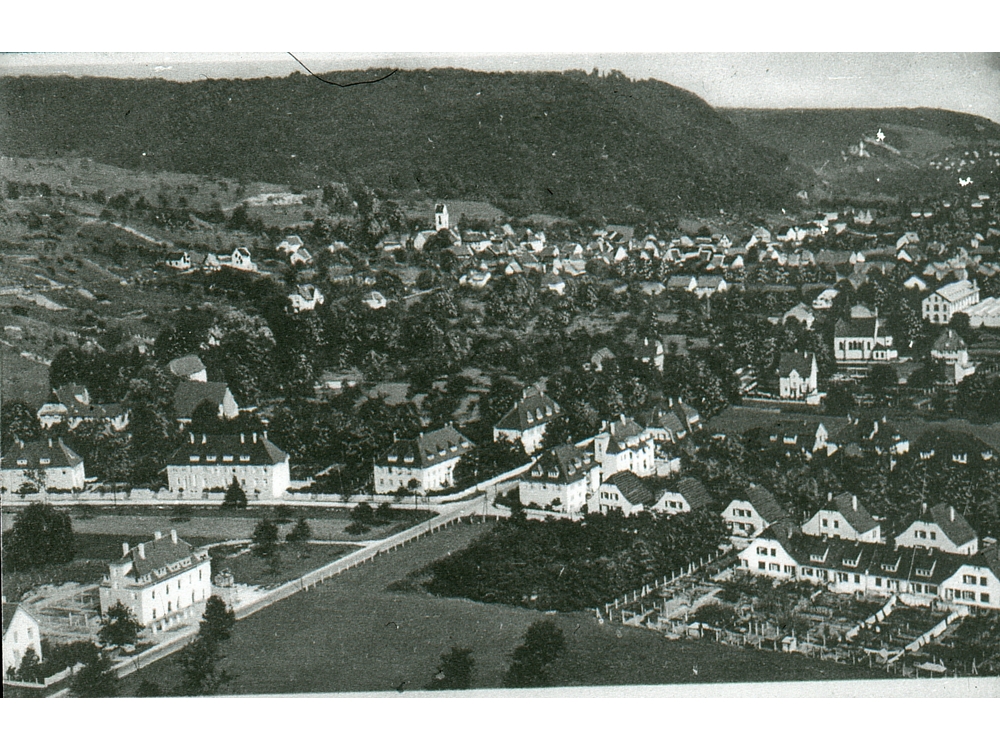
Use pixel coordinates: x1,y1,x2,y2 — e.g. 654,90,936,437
54,384,89,405
173,381,233,419
168,433,288,466
2,602,32,635
494,388,561,432
739,485,790,524
820,493,880,534
676,477,713,510
757,529,968,586
834,318,878,338
898,503,978,548
931,329,967,353
603,416,648,454
526,444,595,485
1,437,83,470
379,425,474,469
114,532,198,581
776,351,815,379
604,471,654,507
168,354,207,378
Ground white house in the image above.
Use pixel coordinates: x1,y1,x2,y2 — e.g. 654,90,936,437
833,317,897,361
782,303,815,330
802,493,882,543
519,444,600,517
167,432,290,498
434,204,450,232
287,284,325,313
99,530,213,633
594,416,655,478
930,329,976,384
939,546,1000,610
374,425,473,494
164,250,192,270
722,485,790,540
895,503,979,556
362,290,388,310
277,235,304,255
592,470,652,517
493,387,562,456
0,437,86,493
904,275,929,292
173,381,239,423
288,246,313,266
923,280,980,324
225,247,258,273
3,602,43,676
812,288,839,310
651,477,713,515
776,351,818,400
38,384,130,432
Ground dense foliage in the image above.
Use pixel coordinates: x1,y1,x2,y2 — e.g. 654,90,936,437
3,503,76,570
503,620,567,688
423,510,727,611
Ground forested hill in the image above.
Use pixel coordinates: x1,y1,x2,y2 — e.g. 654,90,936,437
0,68,794,218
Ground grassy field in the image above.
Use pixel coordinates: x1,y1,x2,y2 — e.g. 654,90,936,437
210,542,355,587
0,341,52,406
119,519,881,696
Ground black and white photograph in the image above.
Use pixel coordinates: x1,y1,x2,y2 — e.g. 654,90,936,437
2,23,1000,713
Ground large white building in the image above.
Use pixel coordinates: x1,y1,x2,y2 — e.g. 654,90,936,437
99,530,213,632
519,444,600,517
930,329,976,384
3,602,43,676
594,416,655,478
493,387,562,456
923,280,980,324
374,425,473,494
833,317,897,362
965,296,1000,328
0,437,85,493
167,432,290,498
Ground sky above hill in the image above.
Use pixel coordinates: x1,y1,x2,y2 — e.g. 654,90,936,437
3,52,999,126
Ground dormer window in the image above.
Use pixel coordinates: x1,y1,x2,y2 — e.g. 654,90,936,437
16,458,28,466
239,455,251,462
882,560,899,573
404,456,414,464
189,455,200,462
547,469,560,479
810,549,828,563
222,455,234,462
39,458,51,465
206,455,217,462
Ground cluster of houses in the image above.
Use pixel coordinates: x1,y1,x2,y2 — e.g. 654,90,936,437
165,246,258,274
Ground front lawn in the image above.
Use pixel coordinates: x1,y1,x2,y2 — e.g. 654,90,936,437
208,541,355,588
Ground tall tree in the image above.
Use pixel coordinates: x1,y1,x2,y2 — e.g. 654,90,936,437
426,647,475,691
222,478,249,509
71,652,119,697
99,602,141,647
252,518,280,557
1,400,42,447
503,620,567,689
177,596,235,696
3,502,75,569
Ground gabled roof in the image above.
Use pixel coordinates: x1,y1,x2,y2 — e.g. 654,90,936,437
494,388,561,432
899,503,978,548
379,425,474,470
736,485,789,524
931,329,967,353
820,493,879,534
834,318,878,338
675,477,713,511
527,444,595,485
168,354,207,379
932,280,977,303
602,416,649,454
114,532,197,581
173,381,234,419
603,471,654,507
54,383,89,405
1,437,83,471
776,351,815,379
168,432,288,466
2,602,35,636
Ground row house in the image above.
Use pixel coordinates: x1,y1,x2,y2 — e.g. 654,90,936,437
493,387,562,456
802,493,882,543
723,485,791,541
651,477,713,516
894,503,978,556
99,530,213,633
738,528,1000,611
167,432,291,497
519,443,600,517
374,425,473,495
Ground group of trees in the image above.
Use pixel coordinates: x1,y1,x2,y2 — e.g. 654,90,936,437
2,503,75,571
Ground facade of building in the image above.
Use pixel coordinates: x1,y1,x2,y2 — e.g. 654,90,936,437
3,602,43,676
493,387,562,456
593,471,653,516
833,317,898,361
965,296,1000,328
166,432,291,497
802,493,882,543
651,477,713,515
722,485,790,540
776,351,818,400
287,284,325,313
374,425,473,494
922,280,980,324
0,437,86,492
894,503,979,556
930,329,976,384
519,444,599,517
99,530,213,632
37,385,129,432
594,416,655,478
434,204,449,232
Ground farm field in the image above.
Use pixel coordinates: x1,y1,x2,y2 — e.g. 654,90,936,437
119,519,881,696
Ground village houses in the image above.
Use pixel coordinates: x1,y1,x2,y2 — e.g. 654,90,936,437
894,503,979,556
0,437,86,493
493,387,561,456
166,432,291,497
776,351,818,401
519,443,600,517
3,601,43,676
593,416,656,478
651,476,713,515
722,485,791,541
99,530,213,633
801,492,882,543
374,424,473,494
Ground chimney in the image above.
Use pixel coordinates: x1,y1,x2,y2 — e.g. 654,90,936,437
202,434,207,444
153,530,162,540
669,397,674,407
137,543,146,559
852,495,858,512
827,492,832,502
950,506,955,522
921,502,928,515
48,437,53,448
252,432,257,443
171,529,178,544
122,542,130,556
263,430,268,441
240,433,245,444
190,432,195,444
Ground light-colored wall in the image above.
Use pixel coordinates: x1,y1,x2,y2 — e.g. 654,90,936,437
2,608,43,675
167,459,290,497
802,510,881,543
374,456,461,494
941,565,1000,610
723,499,768,538
494,424,546,456
0,463,85,492
520,476,588,516
895,521,978,556
100,557,213,628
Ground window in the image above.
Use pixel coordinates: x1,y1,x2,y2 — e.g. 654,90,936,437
152,590,156,599
240,455,251,462
757,547,768,556
189,455,200,462
758,561,766,570
875,577,882,587
963,574,977,585
918,530,927,539
930,532,936,540
926,585,937,595
784,565,795,574
854,574,861,583
981,577,988,587
833,520,840,529
961,591,976,601
769,563,780,572
771,549,777,557
39,458,50,465
822,518,828,527
983,593,991,603
16,459,27,466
